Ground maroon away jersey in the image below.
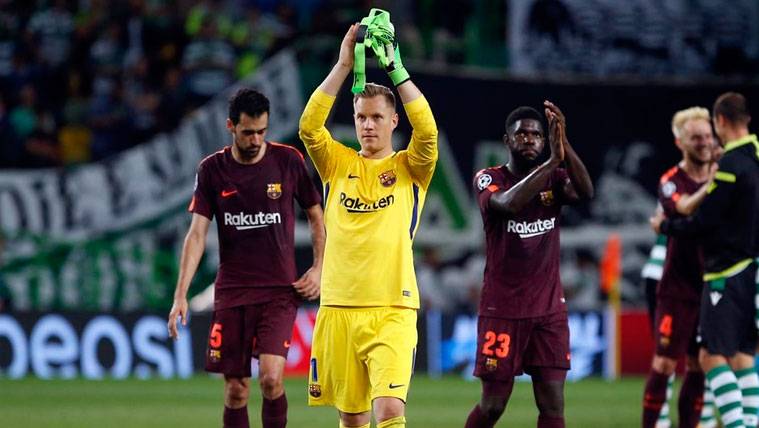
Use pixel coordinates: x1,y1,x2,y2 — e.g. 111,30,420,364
474,166,569,319
657,165,705,302
190,143,321,309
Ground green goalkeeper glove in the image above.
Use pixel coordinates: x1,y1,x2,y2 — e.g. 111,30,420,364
381,41,410,87
352,8,411,92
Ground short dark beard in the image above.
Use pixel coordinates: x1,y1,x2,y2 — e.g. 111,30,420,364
234,140,259,162
510,150,541,171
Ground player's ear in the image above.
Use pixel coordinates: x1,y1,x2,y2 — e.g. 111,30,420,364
226,118,235,133
391,112,399,130
502,133,510,146
715,114,726,129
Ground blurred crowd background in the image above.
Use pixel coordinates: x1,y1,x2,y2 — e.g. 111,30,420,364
4,0,757,169
0,0,508,168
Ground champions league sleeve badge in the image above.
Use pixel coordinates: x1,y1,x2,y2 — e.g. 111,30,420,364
477,173,493,191
661,181,676,198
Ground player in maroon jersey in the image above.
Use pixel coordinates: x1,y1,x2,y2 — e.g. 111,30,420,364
641,107,719,428
167,88,325,428
465,102,593,428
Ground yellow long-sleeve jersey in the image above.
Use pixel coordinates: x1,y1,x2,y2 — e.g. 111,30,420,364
299,89,438,308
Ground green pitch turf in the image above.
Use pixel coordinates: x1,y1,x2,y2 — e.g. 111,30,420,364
0,375,644,427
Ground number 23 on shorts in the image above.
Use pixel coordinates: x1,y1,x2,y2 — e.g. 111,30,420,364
482,330,511,358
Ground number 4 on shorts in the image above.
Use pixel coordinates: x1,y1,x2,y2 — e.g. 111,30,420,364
659,315,672,337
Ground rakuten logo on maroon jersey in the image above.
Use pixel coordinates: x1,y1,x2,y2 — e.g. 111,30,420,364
506,217,556,238
224,212,282,230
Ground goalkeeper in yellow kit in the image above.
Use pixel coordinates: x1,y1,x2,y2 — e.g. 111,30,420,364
299,21,438,428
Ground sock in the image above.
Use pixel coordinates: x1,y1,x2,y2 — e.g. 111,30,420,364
224,406,250,428
338,422,370,428
736,367,759,427
262,393,287,428
656,374,674,428
465,405,495,428
677,370,705,427
642,371,670,428
376,416,406,428
700,379,718,428
707,364,744,428
537,414,565,428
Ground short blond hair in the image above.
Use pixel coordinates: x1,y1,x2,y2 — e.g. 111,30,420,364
353,82,396,110
671,107,710,139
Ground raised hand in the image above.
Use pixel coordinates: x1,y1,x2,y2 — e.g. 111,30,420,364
384,41,410,87
339,24,359,69
544,101,566,130
544,100,565,163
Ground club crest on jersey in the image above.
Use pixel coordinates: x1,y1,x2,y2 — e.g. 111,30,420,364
379,170,397,187
267,183,282,199
209,349,221,363
309,384,322,398
485,358,498,372
540,190,554,206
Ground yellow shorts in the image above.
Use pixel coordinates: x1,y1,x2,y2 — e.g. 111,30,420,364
307,306,417,413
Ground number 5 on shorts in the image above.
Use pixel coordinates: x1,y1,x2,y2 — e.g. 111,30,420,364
210,323,222,348
482,330,510,358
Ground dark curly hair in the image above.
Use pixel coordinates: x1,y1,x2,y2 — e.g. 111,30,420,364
505,106,543,134
228,88,270,125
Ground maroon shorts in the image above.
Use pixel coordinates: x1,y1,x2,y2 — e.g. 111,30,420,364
654,296,700,359
204,293,298,377
474,311,570,381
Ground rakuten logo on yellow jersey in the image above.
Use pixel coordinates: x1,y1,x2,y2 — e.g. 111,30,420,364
507,217,556,238
339,192,395,213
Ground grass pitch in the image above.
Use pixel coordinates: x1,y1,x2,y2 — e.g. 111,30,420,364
0,375,644,427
